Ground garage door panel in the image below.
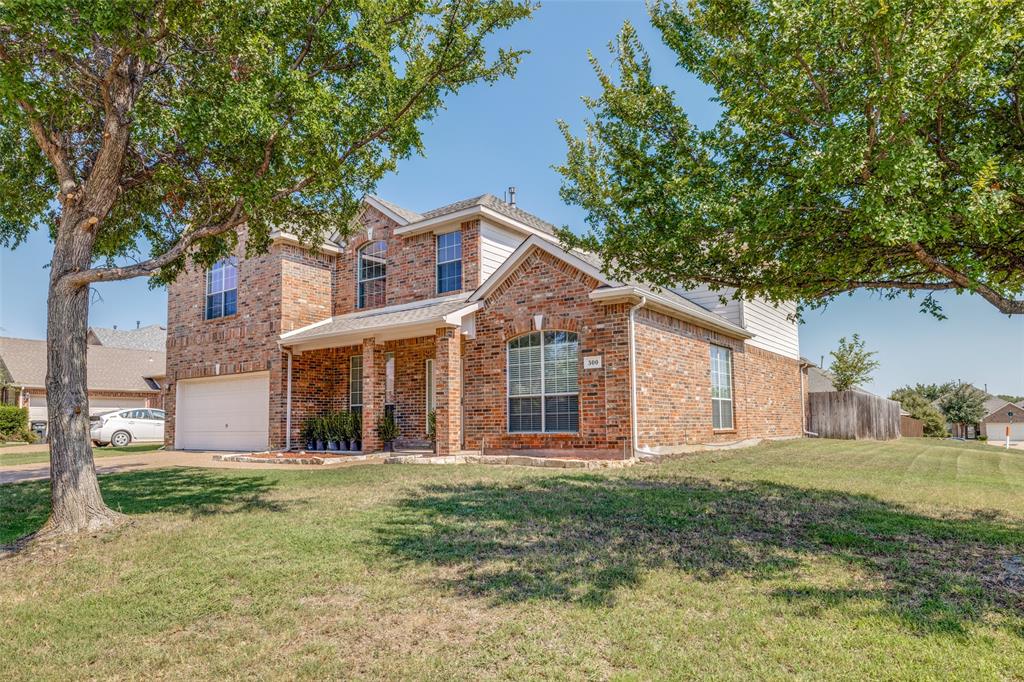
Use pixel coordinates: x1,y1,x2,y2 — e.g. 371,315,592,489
176,372,269,451
986,423,1024,442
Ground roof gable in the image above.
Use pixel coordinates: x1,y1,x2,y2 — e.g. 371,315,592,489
0,337,165,392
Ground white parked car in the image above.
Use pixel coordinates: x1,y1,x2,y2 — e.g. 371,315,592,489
91,408,165,447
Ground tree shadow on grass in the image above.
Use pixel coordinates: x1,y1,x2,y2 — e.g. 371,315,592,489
374,474,1024,636
1,468,285,545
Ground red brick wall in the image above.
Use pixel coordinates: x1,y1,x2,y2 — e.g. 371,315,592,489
634,308,803,447
463,248,633,455
982,403,1023,424
333,206,481,316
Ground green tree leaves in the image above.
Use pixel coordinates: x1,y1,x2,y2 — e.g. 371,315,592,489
827,334,880,392
557,0,1024,315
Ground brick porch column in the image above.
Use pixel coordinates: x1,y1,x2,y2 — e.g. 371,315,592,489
361,337,385,453
435,327,462,455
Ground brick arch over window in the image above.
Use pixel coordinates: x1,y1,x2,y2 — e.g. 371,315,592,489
501,315,580,341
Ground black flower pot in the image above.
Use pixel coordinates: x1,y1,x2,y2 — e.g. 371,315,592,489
340,439,350,451
327,440,339,451
384,441,394,452
353,440,362,452
315,439,325,451
305,439,316,451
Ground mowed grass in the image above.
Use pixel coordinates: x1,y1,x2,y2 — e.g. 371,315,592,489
1,438,1022,680
0,442,162,467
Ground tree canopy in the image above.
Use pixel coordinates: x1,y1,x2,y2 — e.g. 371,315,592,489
557,0,1024,317
938,384,988,430
827,334,879,391
889,387,949,437
0,0,532,279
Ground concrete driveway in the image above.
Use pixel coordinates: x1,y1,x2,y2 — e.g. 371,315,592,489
0,449,374,485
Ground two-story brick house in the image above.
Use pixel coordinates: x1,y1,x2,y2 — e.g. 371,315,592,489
164,193,807,457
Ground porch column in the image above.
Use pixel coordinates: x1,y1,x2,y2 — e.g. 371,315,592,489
435,327,462,456
361,337,385,453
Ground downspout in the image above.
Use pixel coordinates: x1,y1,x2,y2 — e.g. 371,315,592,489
285,348,293,451
627,295,657,457
800,361,818,437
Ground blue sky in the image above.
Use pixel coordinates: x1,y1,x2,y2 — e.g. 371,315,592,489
1,1,1022,397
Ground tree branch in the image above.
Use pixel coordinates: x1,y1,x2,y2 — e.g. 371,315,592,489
907,242,1024,314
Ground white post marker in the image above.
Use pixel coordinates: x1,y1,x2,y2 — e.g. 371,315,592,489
1007,410,1015,450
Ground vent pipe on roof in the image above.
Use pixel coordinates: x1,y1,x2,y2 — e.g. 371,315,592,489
136,320,140,329
506,186,517,207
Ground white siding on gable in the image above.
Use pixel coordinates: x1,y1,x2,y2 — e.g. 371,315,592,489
675,285,743,325
480,221,525,283
742,299,800,359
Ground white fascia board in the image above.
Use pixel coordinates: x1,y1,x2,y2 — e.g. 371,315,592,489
283,319,457,353
469,235,612,303
589,286,754,340
395,205,558,243
279,316,334,340
270,230,341,254
363,195,412,225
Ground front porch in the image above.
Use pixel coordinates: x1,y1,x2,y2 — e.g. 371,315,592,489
280,295,477,455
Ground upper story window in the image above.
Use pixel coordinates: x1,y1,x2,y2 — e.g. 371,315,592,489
711,345,734,430
358,240,387,308
436,230,462,294
205,258,237,320
508,330,579,433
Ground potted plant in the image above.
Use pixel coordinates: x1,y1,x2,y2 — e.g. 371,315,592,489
325,413,340,451
338,411,353,451
315,415,328,451
350,411,362,451
302,417,317,451
377,412,399,452
426,410,437,453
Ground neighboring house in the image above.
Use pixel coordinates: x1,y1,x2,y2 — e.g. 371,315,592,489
930,385,1006,439
981,400,1024,442
805,365,876,396
0,337,166,423
164,193,806,456
88,323,167,352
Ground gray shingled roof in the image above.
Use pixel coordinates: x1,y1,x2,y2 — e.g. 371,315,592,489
367,195,425,224
281,294,476,345
412,193,557,235
0,337,165,392
88,324,167,352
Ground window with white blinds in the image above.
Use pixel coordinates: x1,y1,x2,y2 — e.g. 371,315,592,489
508,331,579,433
711,345,734,430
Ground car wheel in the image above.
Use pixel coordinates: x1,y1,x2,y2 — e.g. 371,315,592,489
110,431,132,447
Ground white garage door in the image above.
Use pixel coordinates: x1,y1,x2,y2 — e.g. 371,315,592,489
986,422,1024,442
175,372,270,451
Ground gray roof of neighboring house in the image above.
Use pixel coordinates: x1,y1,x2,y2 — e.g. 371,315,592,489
806,365,876,395
0,337,165,392
368,195,425,224
88,324,167,352
281,294,475,345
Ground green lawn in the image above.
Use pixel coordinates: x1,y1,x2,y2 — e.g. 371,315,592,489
1,438,1022,679
0,442,163,467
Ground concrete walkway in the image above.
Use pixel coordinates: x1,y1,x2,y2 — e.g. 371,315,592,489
0,449,380,485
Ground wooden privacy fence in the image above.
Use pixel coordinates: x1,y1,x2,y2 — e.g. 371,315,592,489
807,391,901,440
900,415,924,438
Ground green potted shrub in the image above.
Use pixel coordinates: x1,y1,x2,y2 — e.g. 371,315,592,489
377,412,399,452
301,417,317,451
313,415,327,451
338,411,353,451
325,413,341,451
426,410,437,453
350,411,362,451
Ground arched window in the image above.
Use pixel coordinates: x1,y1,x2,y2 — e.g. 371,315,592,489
357,240,387,308
507,330,579,433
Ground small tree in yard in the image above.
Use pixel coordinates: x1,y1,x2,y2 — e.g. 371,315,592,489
890,388,948,437
557,1,1024,318
938,384,987,438
827,334,879,392
0,0,532,539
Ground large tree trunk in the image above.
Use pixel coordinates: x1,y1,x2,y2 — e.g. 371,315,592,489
35,210,123,538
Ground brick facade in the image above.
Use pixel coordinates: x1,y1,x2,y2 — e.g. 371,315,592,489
634,309,804,447
165,201,804,456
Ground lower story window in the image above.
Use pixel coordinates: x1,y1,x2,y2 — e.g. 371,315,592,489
711,345,733,430
508,330,579,433
350,355,363,412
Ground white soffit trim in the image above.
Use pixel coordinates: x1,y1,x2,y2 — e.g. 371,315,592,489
269,230,341,254
469,234,610,303
362,195,412,225
589,287,753,339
